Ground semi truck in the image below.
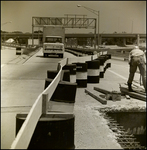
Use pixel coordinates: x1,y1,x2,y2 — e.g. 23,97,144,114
43,25,65,58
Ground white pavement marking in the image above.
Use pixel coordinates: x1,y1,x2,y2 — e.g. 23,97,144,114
108,69,127,80
112,63,128,68
108,69,143,88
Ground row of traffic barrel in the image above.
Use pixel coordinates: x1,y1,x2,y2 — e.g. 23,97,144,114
15,53,111,149
39,53,111,149
59,54,111,88
66,47,94,55
16,65,77,149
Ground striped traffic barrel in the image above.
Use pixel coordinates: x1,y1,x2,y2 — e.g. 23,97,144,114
47,70,58,79
44,78,77,103
73,62,87,88
96,57,105,78
62,70,70,82
44,78,52,89
99,55,107,73
47,70,70,82
104,55,109,70
16,46,22,55
62,64,76,83
16,113,75,149
86,60,100,83
101,54,111,70
106,54,111,68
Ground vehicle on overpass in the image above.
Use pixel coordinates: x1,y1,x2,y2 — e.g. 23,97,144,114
43,25,65,58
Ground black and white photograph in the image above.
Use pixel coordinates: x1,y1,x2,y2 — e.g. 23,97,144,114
1,1,146,149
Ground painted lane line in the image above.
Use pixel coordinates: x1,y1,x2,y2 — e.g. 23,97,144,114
108,69,127,80
108,69,143,89
112,63,129,68
112,63,140,73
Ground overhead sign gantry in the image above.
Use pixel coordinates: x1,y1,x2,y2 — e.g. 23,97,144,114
32,15,97,47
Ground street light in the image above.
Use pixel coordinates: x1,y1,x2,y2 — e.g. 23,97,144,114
77,4,100,49
2,21,12,26
131,20,133,33
1,21,12,49
1,21,12,41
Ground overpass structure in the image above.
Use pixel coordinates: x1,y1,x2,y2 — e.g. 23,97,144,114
1,32,146,47
1,15,146,47
1,33,146,38
65,33,146,47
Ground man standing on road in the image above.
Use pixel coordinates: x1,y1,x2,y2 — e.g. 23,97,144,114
127,46,146,92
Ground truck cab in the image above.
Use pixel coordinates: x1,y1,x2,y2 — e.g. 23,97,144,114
42,25,65,58
43,36,64,58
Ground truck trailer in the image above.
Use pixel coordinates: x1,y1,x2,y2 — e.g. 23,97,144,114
43,25,65,58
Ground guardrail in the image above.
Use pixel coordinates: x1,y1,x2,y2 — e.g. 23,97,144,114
1,42,25,48
10,50,108,149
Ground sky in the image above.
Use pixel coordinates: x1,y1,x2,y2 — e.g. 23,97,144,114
1,1,146,34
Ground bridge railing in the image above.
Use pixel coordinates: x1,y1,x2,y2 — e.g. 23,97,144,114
2,42,20,47
10,51,107,149
1,42,28,48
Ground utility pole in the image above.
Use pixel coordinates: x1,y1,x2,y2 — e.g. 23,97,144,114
131,20,133,33
77,4,100,49
1,21,12,49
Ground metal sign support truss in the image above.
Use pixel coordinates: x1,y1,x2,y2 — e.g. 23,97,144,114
32,15,96,47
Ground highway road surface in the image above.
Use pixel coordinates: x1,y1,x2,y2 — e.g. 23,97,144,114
1,46,76,148
1,46,145,149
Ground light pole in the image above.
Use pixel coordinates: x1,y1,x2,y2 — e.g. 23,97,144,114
38,27,40,46
1,21,12,49
2,21,12,26
131,20,133,33
77,4,100,49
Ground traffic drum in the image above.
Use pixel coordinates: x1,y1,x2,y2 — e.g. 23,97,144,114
99,55,107,73
86,60,100,83
106,54,111,68
47,70,70,82
62,64,76,83
16,113,75,149
73,62,87,88
96,57,105,78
